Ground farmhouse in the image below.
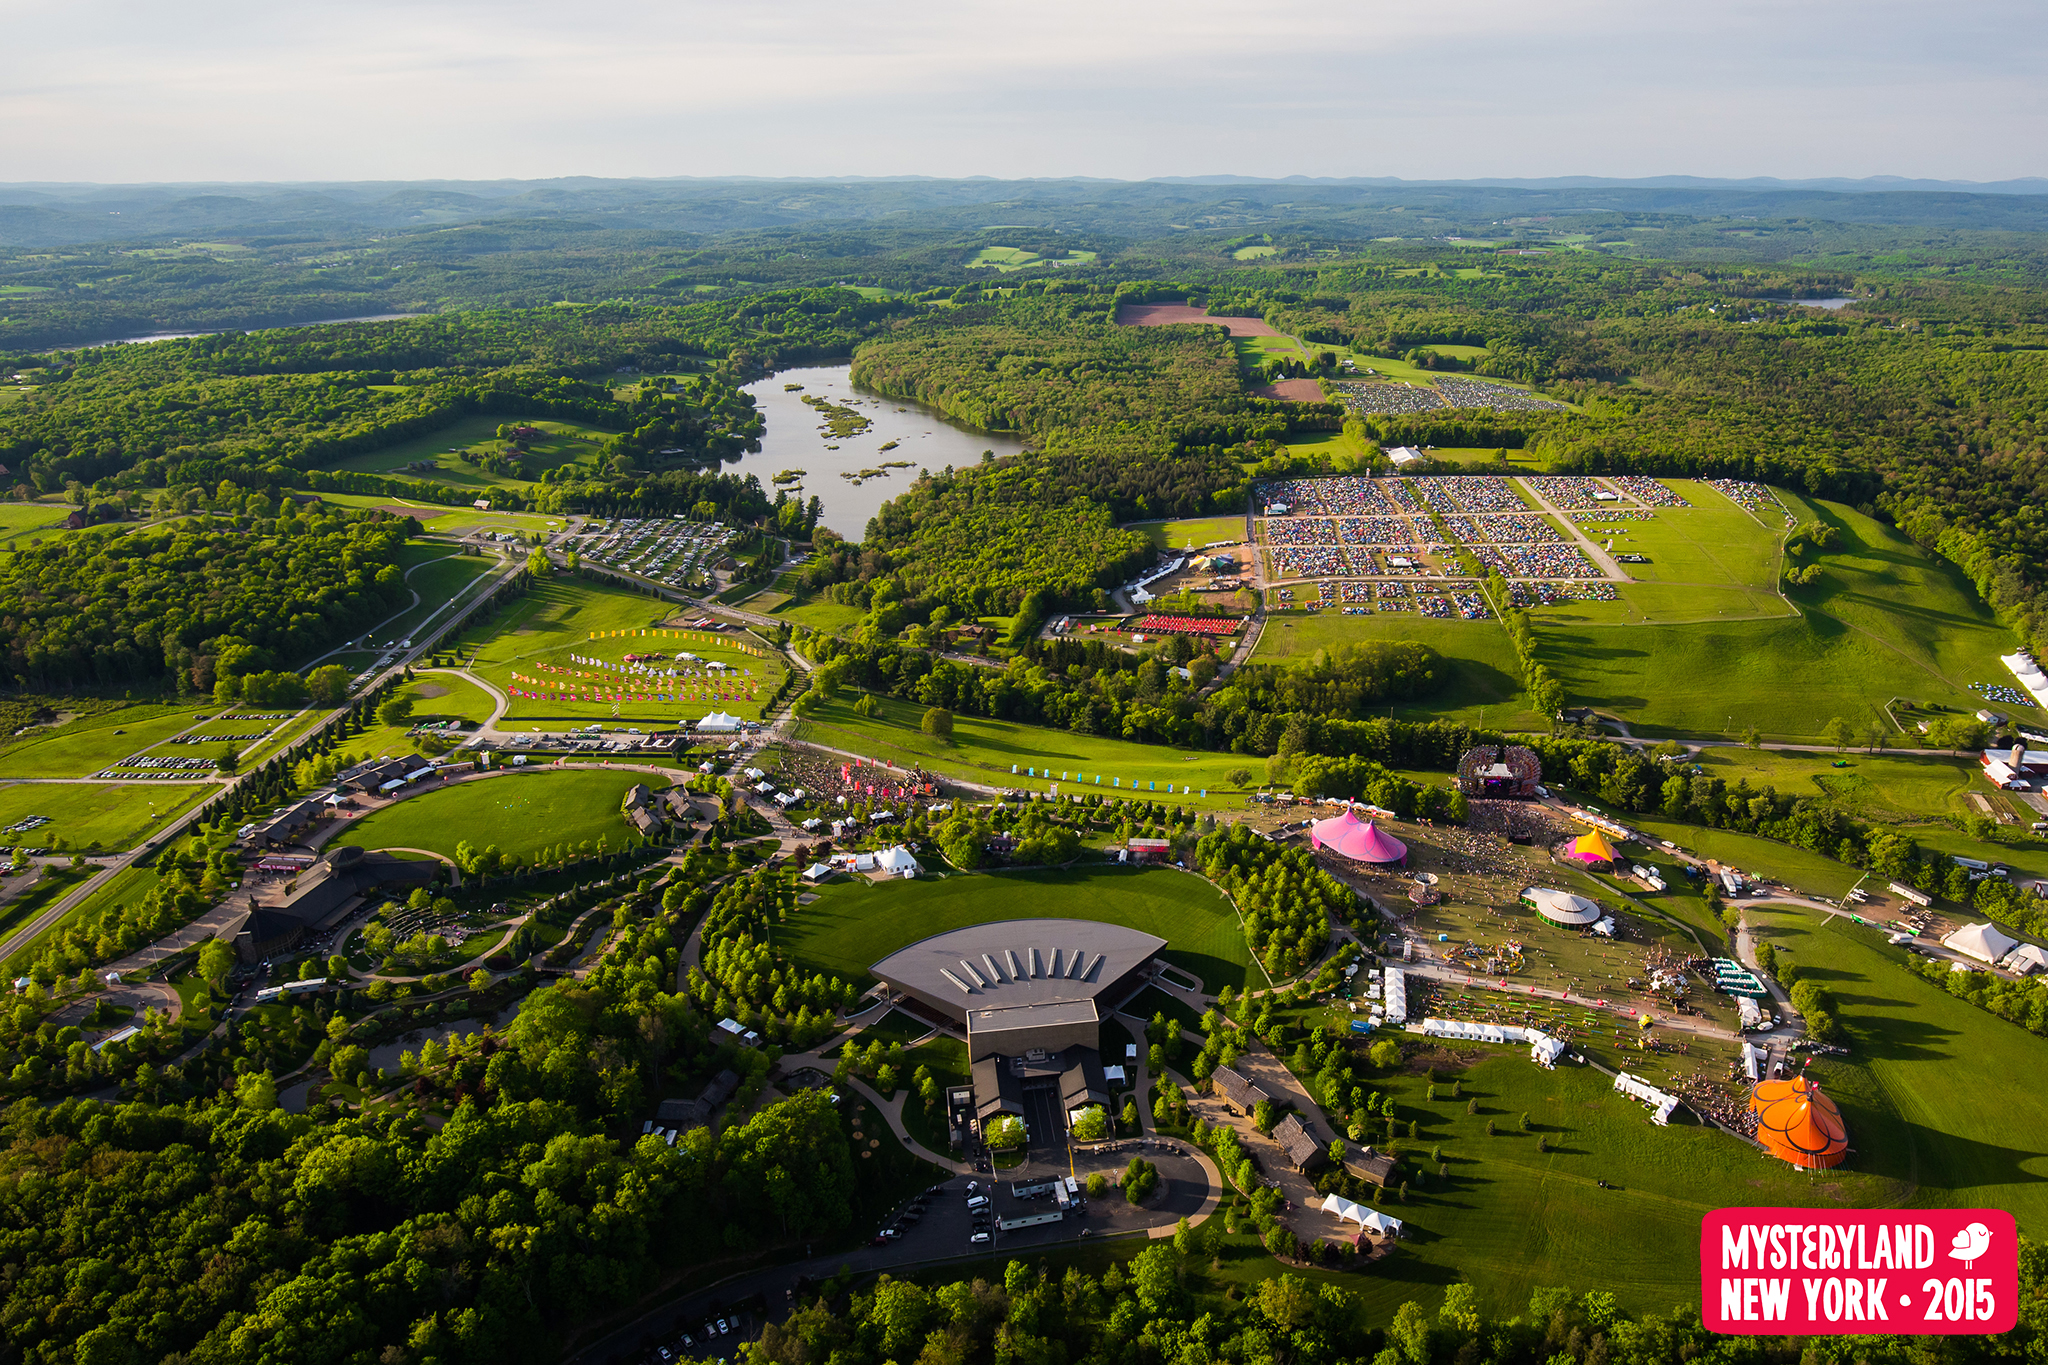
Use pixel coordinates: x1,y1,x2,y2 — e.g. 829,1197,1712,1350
1210,1064,1270,1117
1272,1112,1327,1172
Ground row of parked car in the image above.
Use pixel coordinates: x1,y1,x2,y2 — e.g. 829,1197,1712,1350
649,1313,737,1364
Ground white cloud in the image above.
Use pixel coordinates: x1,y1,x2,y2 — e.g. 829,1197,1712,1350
0,0,2040,181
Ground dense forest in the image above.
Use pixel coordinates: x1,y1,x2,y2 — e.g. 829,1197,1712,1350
0,499,414,688
0,850,878,1365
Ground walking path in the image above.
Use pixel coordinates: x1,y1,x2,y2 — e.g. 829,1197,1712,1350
1515,479,1630,580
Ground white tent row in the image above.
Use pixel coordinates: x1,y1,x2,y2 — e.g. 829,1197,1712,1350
1382,968,1406,1023
1319,1195,1403,1237
1741,1043,1769,1081
1613,1071,1680,1126
2001,652,2048,709
1529,1032,1567,1069
1412,1017,1558,1050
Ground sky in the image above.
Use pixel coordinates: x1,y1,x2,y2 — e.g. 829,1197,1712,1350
2,0,2042,184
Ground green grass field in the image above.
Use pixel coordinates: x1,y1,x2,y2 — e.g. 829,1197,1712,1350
301,491,568,538
1250,613,1544,731
406,671,501,725
965,246,1098,272
1690,746,1982,824
780,598,866,635
0,703,212,779
793,695,1261,808
1129,517,1247,551
780,865,1257,994
0,783,214,852
1537,494,2018,741
0,869,91,971
331,768,643,862
0,501,79,541
1424,447,1549,472
1749,909,2048,1233
450,577,785,724
327,415,616,488
1338,1050,1906,1321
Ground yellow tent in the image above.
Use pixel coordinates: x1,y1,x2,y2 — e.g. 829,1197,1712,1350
1572,830,1619,864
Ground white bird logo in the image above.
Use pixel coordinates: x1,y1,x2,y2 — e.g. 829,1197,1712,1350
1950,1223,1993,1269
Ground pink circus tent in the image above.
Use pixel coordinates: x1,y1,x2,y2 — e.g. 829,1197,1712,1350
1310,810,1408,864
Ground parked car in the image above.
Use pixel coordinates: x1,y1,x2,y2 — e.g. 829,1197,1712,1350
970,1232,991,1245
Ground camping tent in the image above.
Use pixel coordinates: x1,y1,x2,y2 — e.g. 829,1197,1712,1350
1522,887,1602,927
1310,811,1408,864
1749,1075,1849,1169
696,711,744,733
1568,830,1619,865
1944,922,2020,965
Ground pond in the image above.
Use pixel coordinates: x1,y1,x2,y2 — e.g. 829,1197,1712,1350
80,313,425,348
1761,297,1859,311
732,364,1026,539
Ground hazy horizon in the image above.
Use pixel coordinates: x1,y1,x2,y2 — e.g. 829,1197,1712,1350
3,0,2040,184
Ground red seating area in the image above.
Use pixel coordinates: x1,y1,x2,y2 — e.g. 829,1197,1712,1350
1127,614,1240,636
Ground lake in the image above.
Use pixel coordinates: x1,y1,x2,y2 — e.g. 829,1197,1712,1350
1763,297,1859,311
80,313,424,348
733,364,1026,539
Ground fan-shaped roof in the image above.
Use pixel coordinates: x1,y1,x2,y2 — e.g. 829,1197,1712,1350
1310,811,1408,863
1749,1075,1849,1170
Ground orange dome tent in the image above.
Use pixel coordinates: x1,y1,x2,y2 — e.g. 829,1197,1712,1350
1748,1075,1849,1169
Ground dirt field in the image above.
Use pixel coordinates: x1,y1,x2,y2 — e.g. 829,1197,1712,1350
1114,303,1279,336
1253,379,1326,402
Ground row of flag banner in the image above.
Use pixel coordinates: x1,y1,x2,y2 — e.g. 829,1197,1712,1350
508,689,751,702
1014,764,1204,796
515,667,753,685
587,627,761,657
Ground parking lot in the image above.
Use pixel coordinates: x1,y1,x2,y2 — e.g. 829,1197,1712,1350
584,1143,1215,1365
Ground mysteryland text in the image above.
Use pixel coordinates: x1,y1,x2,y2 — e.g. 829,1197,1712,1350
1700,1209,2016,1335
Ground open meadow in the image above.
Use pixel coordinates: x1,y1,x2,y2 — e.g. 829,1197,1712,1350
1746,907,2048,1233
331,768,645,863
327,414,616,488
0,703,213,779
1535,496,2017,741
793,694,1263,807
0,782,213,852
1326,1050,1906,1321
301,490,569,538
1250,612,1544,731
779,864,1257,994
1130,516,1247,551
